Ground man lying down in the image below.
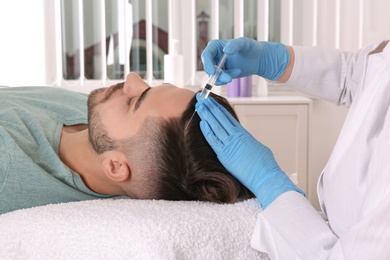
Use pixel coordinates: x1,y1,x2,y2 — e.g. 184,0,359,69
0,72,253,214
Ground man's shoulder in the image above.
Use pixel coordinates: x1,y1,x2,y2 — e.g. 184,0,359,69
0,86,87,110
0,86,88,126
0,86,87,98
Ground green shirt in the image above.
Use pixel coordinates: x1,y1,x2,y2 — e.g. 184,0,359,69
0,87,120,214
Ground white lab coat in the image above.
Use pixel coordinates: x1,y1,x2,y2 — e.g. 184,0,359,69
251,40,390,259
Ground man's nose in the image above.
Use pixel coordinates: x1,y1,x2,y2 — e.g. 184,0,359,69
123,73,147,95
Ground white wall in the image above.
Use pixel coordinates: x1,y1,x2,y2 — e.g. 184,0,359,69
0,0,46,86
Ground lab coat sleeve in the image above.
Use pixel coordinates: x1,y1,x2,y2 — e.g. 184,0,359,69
252,190,390,259
252,191,338,260
282,44,374,107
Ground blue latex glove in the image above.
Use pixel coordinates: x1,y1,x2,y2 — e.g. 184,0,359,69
201,37,290,85
195,94,305,208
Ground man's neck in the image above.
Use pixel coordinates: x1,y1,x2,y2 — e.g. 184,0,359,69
59,125,117,195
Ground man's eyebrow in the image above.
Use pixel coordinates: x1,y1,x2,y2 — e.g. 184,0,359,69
134,87,152,112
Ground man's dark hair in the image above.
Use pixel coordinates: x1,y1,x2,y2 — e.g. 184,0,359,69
124,92,254,203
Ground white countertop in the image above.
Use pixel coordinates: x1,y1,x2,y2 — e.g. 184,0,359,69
227,95,312,105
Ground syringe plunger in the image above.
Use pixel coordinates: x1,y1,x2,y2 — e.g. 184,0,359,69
199,83,212,100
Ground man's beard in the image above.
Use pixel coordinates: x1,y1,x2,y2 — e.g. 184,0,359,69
87,83,124,154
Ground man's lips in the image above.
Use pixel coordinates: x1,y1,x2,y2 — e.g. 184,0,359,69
104,82,125,97
104,85,115,96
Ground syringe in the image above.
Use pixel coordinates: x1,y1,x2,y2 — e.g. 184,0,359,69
185,54,228,130
199,53,228,100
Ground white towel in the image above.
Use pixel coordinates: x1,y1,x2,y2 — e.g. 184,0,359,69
0,198,268,260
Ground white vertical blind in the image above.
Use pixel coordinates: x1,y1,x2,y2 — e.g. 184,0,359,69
145,0,153,85
280,0,293,45
43,0,386,92
52,0,134,92
78,0,85,86
168,0,182,51
210,0,219,39
2,0,389,88
234,0,243,38
123,0,132,76
185,0,197,86
99,0,107,86
257,0,269,42
54,0,62,87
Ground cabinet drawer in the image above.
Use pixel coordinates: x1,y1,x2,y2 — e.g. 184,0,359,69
233,104,309,193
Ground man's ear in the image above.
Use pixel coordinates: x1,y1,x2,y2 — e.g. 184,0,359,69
101,151,131,183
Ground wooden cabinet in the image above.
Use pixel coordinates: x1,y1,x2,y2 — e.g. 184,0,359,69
229,96,311,195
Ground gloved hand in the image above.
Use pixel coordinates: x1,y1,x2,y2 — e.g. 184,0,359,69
195,94,305,208
201,37,290,85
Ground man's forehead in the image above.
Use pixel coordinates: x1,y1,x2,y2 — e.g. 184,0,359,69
146,85,195,111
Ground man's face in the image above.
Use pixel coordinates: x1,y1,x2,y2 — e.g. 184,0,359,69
87,73,195,153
